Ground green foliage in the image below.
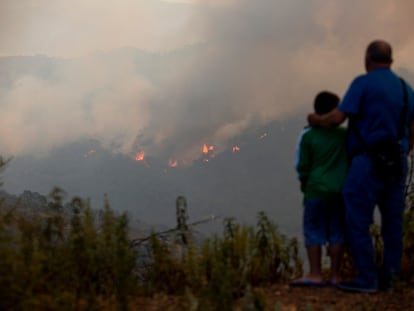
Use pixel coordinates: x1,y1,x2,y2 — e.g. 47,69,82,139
141,210,301,311
5,152,414,310
1,155,303,310
144,232,187,294
249,212,302,284
0,187,137,311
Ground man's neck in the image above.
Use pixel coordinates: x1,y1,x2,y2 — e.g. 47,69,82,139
367,63,391,72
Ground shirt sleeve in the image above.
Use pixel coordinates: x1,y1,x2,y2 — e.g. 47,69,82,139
338,76,365,115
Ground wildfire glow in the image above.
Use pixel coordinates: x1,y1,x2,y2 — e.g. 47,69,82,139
168,159,178,167
202,144,214,154
135,151,145,161
232,145,240,152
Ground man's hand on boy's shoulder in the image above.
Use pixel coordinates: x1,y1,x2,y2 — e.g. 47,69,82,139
307,109,347,128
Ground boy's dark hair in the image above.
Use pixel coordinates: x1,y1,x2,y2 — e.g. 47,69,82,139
314,91,340,115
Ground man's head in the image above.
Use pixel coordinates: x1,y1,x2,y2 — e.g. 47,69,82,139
314,91,340,115
365,40,393,72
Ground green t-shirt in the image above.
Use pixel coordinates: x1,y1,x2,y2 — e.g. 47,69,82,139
295,126,348,199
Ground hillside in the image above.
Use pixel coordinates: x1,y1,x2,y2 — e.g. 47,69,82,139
2,117,305,237
2,51,414,239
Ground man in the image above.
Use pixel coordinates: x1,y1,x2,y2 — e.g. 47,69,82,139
308,40,414,293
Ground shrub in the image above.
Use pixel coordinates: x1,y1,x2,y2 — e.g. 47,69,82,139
139,205,302,311
0,186,137,311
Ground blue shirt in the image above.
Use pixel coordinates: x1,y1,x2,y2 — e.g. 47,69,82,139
339,68,414,155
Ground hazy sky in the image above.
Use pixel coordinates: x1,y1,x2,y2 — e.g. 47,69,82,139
1,0,414,164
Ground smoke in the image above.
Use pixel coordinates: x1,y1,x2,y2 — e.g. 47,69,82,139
1,0,414,163
0,54,155,158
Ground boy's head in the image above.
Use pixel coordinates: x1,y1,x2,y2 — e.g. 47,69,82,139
314,91,340,115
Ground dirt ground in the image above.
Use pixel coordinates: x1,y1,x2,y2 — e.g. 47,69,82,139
132,283,414,311
259,283,414,311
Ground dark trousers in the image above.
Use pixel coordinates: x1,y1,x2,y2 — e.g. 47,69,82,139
342,154,407,287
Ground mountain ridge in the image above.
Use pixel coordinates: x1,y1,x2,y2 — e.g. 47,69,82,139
2,117,304,236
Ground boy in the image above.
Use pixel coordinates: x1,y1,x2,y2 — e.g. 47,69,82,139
290,91,348,287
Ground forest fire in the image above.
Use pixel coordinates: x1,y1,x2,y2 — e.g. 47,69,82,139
202,144,214,154
168,159,178,167
202,144,216,163
134,142,240,167
135,151,145,161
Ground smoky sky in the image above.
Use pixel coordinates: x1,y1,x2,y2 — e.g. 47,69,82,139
1,0,414,164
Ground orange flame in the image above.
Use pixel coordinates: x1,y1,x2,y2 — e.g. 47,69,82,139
203,144,214,154
168,159,178,167
135,151,145,161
